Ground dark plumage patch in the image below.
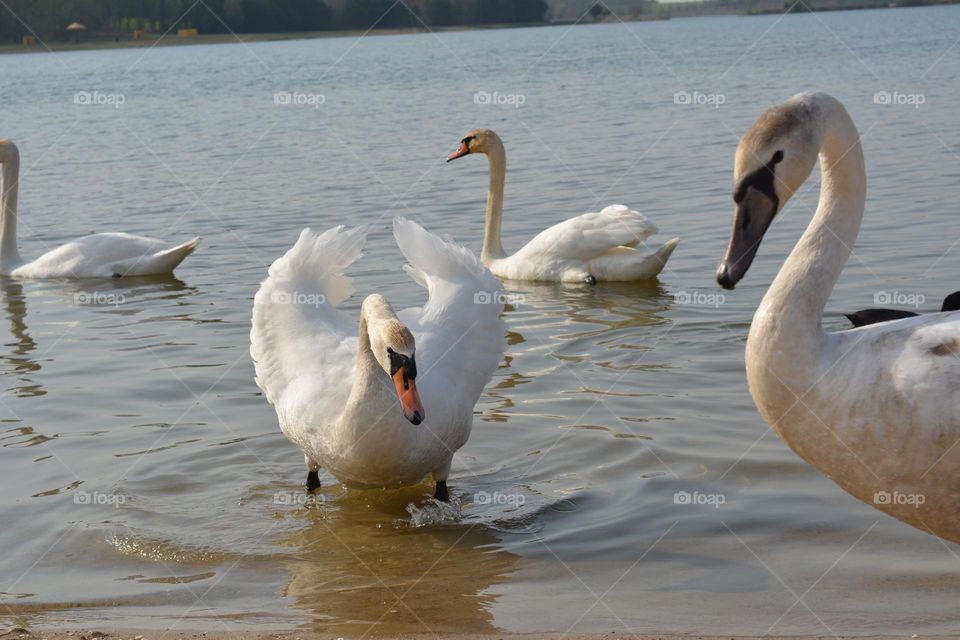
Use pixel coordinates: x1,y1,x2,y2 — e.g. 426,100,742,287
941,291,960,312
930,339,959,356
845,308,918,328
734,150,783,211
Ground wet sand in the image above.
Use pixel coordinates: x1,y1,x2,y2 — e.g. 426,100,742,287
5,631,955,640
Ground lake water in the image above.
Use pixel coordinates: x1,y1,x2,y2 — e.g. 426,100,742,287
1,6,959,636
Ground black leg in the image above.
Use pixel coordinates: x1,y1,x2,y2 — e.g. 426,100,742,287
434,480,449,502
306,470,321,492
584,275,597,285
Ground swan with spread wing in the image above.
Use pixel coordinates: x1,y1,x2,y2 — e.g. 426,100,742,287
250,218,506,500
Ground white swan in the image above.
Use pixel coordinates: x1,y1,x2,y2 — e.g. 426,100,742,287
717,92,960,543
447,129,679,283
250,218,506,500
0,140,199,278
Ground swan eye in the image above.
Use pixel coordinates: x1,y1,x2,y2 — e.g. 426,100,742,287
733,150,783,209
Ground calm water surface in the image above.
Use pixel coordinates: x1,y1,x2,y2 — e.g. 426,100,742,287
1,6,959,635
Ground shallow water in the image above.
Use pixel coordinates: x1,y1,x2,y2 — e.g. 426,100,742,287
1,6,959,635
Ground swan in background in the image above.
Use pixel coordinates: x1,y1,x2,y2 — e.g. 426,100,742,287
250,218,506,500
717,92,960,543
845,291,960,327
447,129,679,283
0,139,199,278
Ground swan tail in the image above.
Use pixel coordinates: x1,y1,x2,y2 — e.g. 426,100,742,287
588,237,679,281
112,237,200,276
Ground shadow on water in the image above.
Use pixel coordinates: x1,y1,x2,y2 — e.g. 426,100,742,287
276,485,519,635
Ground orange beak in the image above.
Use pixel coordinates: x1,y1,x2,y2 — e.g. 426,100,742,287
446,141,470,162
392,368,425,425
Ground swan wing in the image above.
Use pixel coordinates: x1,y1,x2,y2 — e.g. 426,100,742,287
12,232,199,278
250,226,365,423
393,217,506,432
886,314,960,420
827,312,960,441
511,204,659,264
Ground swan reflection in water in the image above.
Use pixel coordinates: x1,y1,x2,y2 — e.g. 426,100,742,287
0,275,197,398
0,277,41,397
479,279,675,423
276,486,518,635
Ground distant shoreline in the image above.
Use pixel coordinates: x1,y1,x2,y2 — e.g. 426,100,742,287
0,23,543,56
1,1,956,56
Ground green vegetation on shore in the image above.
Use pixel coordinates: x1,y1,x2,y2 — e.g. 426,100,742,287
0,0,956,53
0,0,548,44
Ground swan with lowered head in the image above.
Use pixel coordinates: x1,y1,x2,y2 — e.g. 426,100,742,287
0,139,198,278
250,218,506,500
447,128,679,283
717,92,960,542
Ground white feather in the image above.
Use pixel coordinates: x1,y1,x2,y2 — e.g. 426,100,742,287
250,219,506,489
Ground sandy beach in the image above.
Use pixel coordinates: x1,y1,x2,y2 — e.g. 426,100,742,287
7,631,956,640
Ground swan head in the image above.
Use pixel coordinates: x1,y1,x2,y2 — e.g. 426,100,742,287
362,295,425,425
446,128,503,162
0,139,19,165
717,94,823,290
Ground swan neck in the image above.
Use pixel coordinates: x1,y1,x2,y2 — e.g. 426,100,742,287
481,143,506,265
0,147,21,270
354,296,397,382
356,306,382,378
757,100,866,346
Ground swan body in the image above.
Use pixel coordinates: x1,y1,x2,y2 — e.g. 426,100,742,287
250,218,506,493
0,139,198,278
717,92,960,542
447,129,679,283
